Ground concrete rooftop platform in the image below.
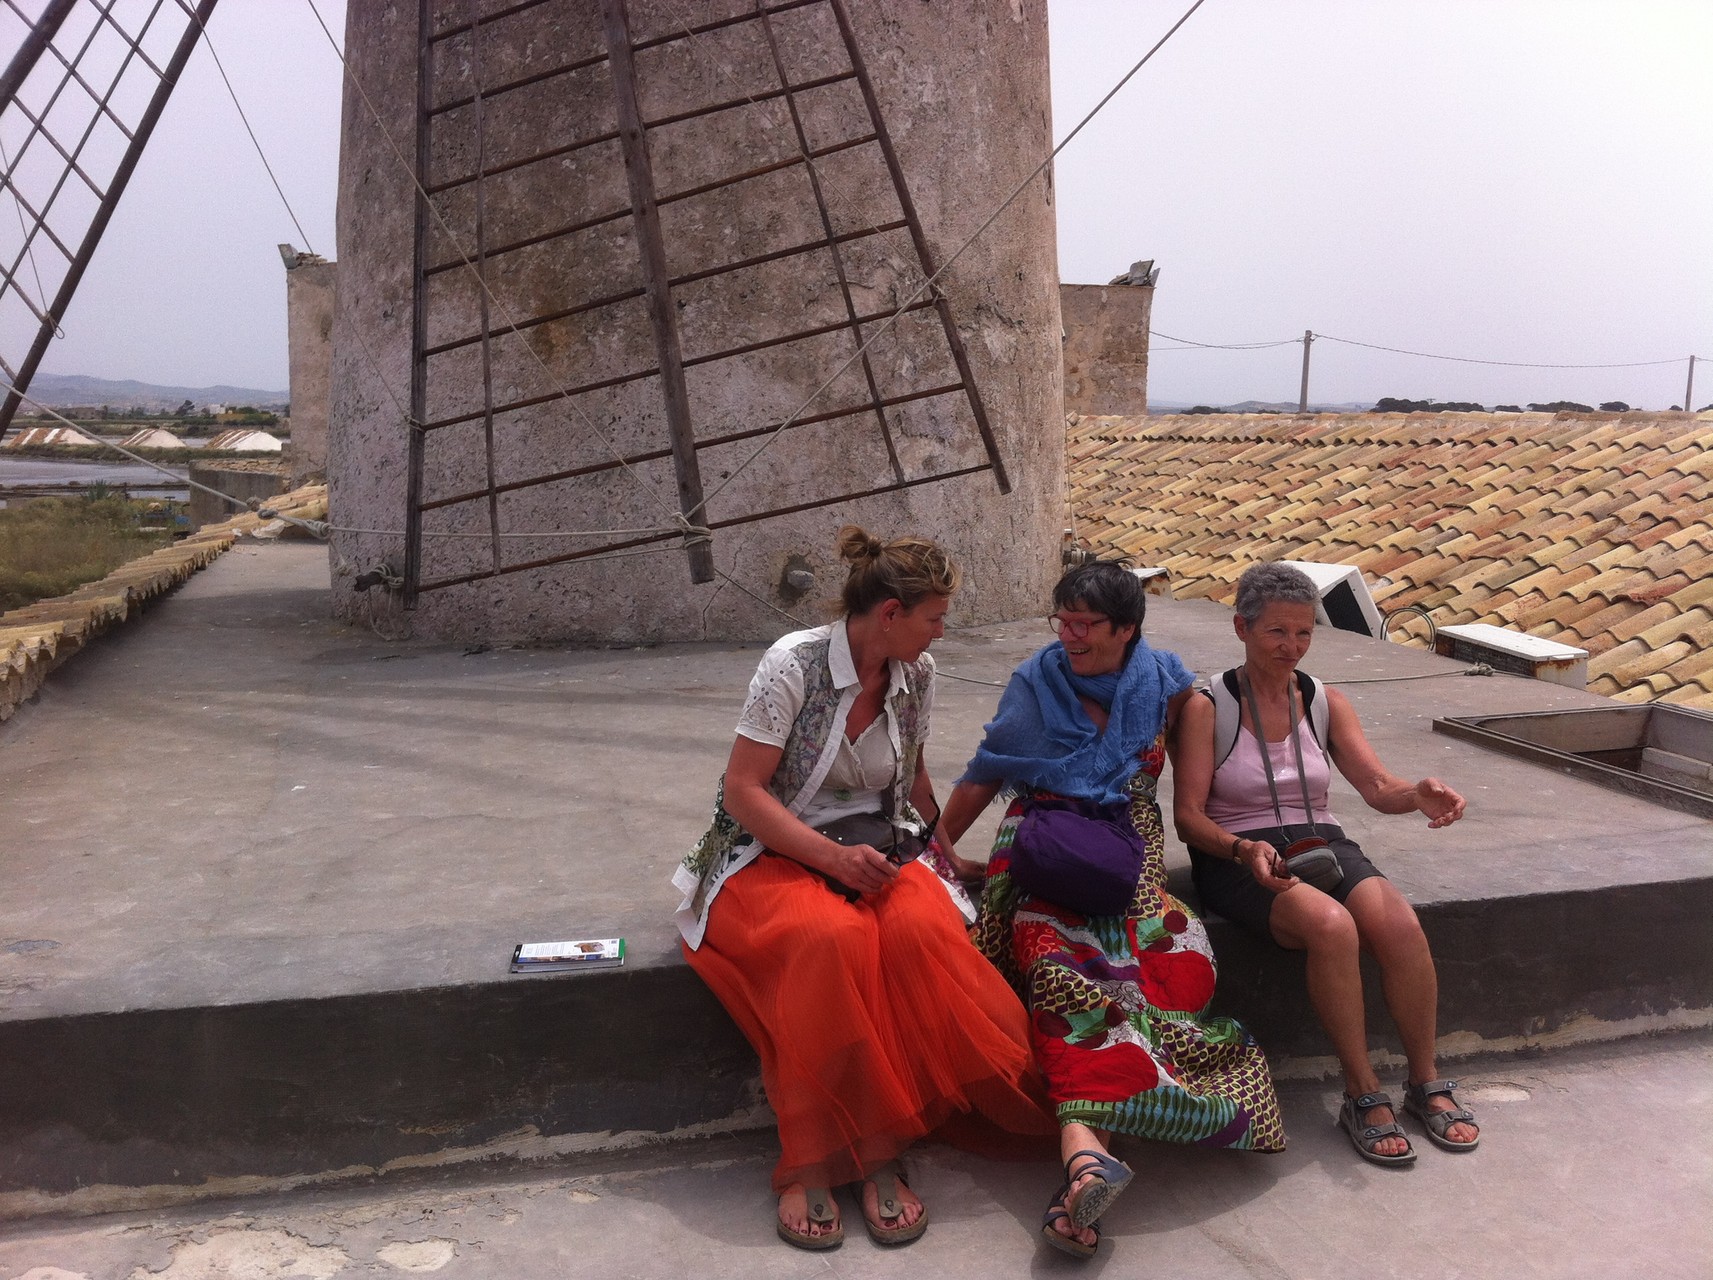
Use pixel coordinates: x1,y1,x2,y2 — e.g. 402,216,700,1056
2,543,1709,1216
4,1034,1710,1279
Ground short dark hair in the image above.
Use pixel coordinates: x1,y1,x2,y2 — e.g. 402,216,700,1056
1053,561,1147,651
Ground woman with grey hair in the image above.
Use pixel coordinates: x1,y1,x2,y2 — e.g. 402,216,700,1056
1171,562,1478,1167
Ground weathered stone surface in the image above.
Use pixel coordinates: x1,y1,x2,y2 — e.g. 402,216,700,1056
1061,281,1154,415
329,0,1064,644
284,254,337,484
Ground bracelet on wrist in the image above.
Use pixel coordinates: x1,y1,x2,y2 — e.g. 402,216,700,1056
1229,836,1244,861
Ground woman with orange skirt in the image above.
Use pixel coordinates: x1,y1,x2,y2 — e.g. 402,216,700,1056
673,526,1055,1251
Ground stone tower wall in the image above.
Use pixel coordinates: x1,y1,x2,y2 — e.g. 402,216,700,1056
329,0,1064,643
284,255,336,484
1061,281,1153,417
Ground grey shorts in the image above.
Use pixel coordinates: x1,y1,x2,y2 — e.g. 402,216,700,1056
1188,825,1386,944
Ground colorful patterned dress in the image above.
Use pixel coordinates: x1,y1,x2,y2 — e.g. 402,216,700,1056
972,732,1286,1150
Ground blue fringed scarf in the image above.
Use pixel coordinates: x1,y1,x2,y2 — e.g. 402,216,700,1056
961,639,1194,806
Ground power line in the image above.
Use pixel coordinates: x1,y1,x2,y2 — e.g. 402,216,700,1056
1314,333,1693,370
1148,328,1298,351
1149,327,1697,369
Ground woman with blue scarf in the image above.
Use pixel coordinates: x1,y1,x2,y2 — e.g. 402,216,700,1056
940,563,1284,1260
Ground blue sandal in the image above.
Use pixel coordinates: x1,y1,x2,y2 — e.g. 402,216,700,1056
1041,1182,1098,1260
1064,1147,1134,1228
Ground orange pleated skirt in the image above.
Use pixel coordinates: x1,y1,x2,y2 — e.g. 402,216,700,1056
684,854,1057,1191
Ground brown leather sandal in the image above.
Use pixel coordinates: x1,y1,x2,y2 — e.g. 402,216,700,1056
861,1161,928,1246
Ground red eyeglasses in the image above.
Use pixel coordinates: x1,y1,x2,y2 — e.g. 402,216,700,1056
1047,613,1111,639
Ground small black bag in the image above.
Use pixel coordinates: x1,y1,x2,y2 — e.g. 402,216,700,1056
808,812,926,901
1009,798,1144,917
815,812,925,862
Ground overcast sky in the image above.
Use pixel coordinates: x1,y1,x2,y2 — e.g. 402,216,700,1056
19,0,1713,409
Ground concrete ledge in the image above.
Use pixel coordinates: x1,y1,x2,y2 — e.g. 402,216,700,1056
1183,873,1713,1064
186,463,290,530
0,966,758,1213
4,875,1709,1215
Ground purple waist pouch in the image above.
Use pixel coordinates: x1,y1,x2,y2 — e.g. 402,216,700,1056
1009,798,1144,918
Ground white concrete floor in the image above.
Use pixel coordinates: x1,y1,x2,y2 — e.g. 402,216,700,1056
3,1033,1709,1280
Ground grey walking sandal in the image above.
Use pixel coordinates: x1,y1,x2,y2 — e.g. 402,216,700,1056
1403,1078,1480,1151
1338,1091,1417,1166
1064,1147,1134,1227
1041,1182,1099,1260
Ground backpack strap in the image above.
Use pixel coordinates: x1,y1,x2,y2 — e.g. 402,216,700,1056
1207,668,1243,767
1207,667,1328,768
1296,669,1330,751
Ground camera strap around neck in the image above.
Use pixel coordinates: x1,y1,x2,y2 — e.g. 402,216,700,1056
1239,670,1321,838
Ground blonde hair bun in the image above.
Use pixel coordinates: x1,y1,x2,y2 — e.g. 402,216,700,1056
836,524,885,566
836,527,961,617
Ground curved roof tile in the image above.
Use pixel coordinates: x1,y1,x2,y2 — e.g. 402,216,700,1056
1069,409,1713,709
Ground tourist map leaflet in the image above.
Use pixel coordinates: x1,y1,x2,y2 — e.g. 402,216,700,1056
509,938,626,974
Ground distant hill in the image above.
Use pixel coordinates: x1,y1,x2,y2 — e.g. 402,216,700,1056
1148,398,1375,414
21,373,289,412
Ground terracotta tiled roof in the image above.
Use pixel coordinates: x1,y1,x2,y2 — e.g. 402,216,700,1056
1066,410,1713,710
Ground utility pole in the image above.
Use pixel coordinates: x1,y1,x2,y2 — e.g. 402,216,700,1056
1687,354,1697,412
1298,330,1315,413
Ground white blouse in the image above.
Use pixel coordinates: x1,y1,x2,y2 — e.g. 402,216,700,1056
735,617,929,827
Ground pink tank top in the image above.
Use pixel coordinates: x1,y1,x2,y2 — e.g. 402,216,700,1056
1205,717,1339,833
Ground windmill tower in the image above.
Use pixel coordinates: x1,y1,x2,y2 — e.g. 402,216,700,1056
0,0,1068,644
329,0,1065,643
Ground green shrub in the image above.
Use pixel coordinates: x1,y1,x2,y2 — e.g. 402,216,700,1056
0,495,172,613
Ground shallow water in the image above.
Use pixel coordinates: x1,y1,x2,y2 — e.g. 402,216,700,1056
0,456,189,506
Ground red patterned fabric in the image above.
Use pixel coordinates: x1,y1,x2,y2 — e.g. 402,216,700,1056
972,734,1286,1150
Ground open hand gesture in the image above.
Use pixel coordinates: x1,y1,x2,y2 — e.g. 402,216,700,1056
1415,778,1466,828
